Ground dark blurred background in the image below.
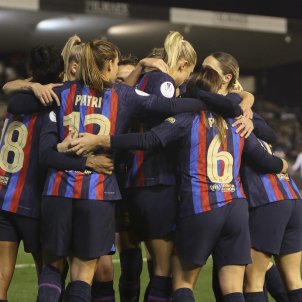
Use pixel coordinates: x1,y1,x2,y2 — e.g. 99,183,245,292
0,0,302,182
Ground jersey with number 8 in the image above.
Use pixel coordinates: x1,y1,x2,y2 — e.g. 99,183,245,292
0,112,45,218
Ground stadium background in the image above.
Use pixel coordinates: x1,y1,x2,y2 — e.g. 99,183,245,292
0,0,301,300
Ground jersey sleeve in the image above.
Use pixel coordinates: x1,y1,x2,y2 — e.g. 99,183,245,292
243,132,283,173
111,113,192,150
7,93,44,114
146,73,176,98
122,85,206,118
39,109,87,171
252,112,277,144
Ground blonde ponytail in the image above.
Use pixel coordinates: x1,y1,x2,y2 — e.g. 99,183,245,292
163,31,197,69
61,35,83,81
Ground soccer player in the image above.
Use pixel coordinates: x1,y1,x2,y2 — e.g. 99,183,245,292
83,67,288,302
38,38,245,302
0,45,64,302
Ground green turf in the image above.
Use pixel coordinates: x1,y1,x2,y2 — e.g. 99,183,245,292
8,246,278,302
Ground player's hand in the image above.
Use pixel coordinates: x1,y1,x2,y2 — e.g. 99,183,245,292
31,83,63,106
232,116,254,138
239,102,253,119
57,130,77,153
86,154,114,174
281,158,288,173
67,133,102,155
139,58,169,73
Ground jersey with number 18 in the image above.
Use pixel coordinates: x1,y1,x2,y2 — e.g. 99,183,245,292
0,112,45,218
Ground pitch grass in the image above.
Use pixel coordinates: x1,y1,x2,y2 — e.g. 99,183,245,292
9,246,275,302
9,248,214,301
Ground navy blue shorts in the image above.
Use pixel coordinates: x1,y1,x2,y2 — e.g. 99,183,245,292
249,199,302,255
175,199,251,270
0,210,40,253
127,185,177,241
41,196,115,260
115,199,132,233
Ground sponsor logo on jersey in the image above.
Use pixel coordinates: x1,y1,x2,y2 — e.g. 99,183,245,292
165,117,176,124
135,89,150,96
210,183,235,192
160,81,175,98
49,111,57,122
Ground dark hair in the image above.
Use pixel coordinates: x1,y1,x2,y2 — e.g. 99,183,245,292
118,54,139,67
187,67,226,143
186,67,222,93
29,45,64,84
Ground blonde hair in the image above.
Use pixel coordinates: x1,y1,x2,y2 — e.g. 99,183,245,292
211,52,240,91
79,39,120,92
61,35,83,81
163,31,197,69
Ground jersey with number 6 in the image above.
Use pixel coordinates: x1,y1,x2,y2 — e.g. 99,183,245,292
0,111,45,218
146,111,284,218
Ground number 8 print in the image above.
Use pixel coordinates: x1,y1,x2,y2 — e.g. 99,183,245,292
0,120,28,173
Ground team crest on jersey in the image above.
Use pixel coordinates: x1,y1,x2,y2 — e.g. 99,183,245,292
0,175,9,186
49,111,57,122
135,89,150,96
210,183,235,193
165,117,176,124
160,82,175,98
277,173,290,180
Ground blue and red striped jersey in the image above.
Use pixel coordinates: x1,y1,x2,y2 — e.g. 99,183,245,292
42,80,205,200
241,139,301,207
126,71,177,188
146,112,283,218
0,111,45,218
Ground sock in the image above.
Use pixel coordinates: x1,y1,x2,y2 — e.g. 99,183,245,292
66,281,91,302
212,266,223,302
59,261,70,302
223,293,244,302
244,292,267,302
265,264,289,302
147,259,154,280
287,288,302,302
37,265,62,302
147,275,172,302
119,248,142,302
0,300,8,302
263,283,269,302
92,280,115,302
172,288,194,302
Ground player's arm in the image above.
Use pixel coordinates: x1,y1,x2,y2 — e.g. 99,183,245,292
3,78,62,106
252,112,277,144
7,92,45,114
67,114,191,154
243,133,287,173
39,110,114,174
124,86,242,119
123,58,169,87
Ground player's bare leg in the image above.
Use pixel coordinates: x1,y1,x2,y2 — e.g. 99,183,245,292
0,241,18,300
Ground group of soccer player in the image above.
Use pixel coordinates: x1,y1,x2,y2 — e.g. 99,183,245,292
0,31,301,302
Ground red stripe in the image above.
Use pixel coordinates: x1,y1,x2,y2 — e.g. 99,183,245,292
9,115,37,212
198,113,211,211
136,123,145,187
96,174,104,200
285,179,298,199
52,171,64,196
72,88,96,199
238,137,245,197
140,77,149,91
109,89,118,135
64,84,77,137
267,174,284,200
221,135,232,202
